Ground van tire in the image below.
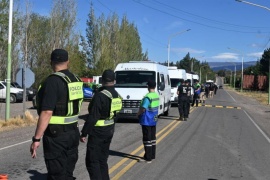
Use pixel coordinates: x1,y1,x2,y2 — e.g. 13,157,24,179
10,94,16,103
163,103,169,116
164,109,169,116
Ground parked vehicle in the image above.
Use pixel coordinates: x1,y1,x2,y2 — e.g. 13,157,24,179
168,66,187,104
114,61,171,119
83,83,94,100
0,81,23,103
32,95,37,108
11,82,36,101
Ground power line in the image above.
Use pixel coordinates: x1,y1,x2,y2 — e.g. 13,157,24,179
133,0,270,34
152,0,270,29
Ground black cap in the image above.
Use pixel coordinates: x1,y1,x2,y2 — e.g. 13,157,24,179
51,49,68,62
102,69,115,82
184,80,189,83
147,81,156,88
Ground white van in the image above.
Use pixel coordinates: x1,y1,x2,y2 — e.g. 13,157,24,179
93,76,102,85
114,61,171,119
168,67,187,104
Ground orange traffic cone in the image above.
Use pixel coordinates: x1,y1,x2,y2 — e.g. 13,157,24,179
0,174,8,179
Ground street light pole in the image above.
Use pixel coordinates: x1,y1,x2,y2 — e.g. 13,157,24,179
228,47,244,92
200,65,207,83
5,0,13,121
236,0,270,104
191,55,204,72
225,69,233,87
228,62,236,90
236,0,270,11
167,29,191,67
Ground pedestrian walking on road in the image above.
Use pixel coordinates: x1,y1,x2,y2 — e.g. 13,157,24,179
199,84,206,103
177,80,191,121
137,80,159,163
30,49,84,180
214,83,218,95
192,80,201,107
80,69,122,180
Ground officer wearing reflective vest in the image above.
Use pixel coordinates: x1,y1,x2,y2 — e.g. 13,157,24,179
80,69,122,180
30,49,83,180
137,80,159,163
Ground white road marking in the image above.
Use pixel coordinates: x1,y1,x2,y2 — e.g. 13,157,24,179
0,124,84,151
225,90,236,102
244,110,270,144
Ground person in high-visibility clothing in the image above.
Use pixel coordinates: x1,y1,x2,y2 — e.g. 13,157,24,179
80,69,122,180
30,49,83,180
137,80,159,163
191,80,201,107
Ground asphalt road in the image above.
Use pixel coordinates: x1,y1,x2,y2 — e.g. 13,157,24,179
0,88,270,180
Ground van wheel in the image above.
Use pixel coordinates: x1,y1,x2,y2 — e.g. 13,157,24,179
10,94,16,103
164,106,169,116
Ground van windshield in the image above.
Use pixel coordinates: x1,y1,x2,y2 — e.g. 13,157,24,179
115,71,156,88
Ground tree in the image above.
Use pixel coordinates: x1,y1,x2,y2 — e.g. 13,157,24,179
0,0,20,81
260,48,270,76
81,3,147,76
175,53,191,71
19,0,83,88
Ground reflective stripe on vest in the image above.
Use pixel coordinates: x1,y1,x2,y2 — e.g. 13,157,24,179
47,72,83,124
49,115,79,124
95,89,122,127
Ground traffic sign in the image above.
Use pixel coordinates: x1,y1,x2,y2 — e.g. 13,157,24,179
16,68,35,88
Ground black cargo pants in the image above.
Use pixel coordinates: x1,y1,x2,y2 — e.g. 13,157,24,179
85,132,113,180
43,123,80,180
142,125,156,161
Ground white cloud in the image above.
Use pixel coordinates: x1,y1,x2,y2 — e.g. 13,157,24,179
251,43,259,48
211,53,239,60
171,47,205,54
247,52,263,58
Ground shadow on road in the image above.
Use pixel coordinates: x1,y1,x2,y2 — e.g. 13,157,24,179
109,150,141,160
27,170,47,180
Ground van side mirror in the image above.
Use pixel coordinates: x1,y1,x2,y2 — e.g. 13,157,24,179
158,82,165,91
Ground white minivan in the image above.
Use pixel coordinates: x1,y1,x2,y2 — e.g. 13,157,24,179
114,61,171,119
168,66,187,104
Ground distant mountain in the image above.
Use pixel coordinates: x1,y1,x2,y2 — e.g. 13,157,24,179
208,61,257,71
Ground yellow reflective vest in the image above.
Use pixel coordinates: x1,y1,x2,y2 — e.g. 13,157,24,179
38,72,84,124
95,89,122,126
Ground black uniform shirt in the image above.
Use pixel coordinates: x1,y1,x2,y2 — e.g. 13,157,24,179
81,86,119,137
177,84,191,98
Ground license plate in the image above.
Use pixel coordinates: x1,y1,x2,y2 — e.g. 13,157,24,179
124,109,132,113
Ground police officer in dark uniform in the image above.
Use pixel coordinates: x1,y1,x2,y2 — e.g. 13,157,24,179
177,79,191,121
80,69,122,180
30,49,83,180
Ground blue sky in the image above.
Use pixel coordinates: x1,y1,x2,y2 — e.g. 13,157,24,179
19,0,270,64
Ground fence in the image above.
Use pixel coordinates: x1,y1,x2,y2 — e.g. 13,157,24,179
243,75,268,90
